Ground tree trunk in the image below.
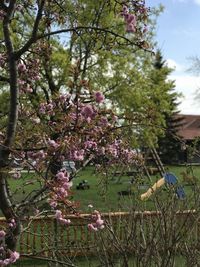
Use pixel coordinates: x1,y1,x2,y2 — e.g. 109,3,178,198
0,1,21,251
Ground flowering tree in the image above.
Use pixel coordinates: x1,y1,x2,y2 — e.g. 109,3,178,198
0,0,149,264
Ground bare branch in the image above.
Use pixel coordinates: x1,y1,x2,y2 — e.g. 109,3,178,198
14,0,46,59
38,26,151,52
15,25,152,60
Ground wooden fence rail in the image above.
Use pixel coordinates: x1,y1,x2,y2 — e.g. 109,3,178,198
0,210,199,258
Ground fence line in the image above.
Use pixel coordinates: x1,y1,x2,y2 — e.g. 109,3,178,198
0,210,199,258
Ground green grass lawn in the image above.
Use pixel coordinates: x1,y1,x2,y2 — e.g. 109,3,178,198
6,164,200,213
71,164,200,212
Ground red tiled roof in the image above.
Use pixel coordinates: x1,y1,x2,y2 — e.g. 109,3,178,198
177,114,200,140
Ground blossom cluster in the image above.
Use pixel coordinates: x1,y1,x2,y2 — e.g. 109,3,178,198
121,1,149,37
106,139,142,164
0,251,20,266
0,230,19,266
17,59,40,94
88,210,104,231
8,219,16,229
55,210,71,225
48,170,73,208
121,5,137,33
39,102,55,116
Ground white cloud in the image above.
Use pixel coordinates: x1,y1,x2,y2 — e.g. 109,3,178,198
170,74,200,114
173,0,200,5
166,59,184,72
172,0,187,2
172,0,187,3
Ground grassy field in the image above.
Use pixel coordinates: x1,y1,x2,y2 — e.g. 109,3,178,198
7,164,200,213
71,164,200,212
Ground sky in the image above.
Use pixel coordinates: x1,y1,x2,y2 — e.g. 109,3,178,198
146,0,200,114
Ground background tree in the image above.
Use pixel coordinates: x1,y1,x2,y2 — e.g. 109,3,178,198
151,50,185,164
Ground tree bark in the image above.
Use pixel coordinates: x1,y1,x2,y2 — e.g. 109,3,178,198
0,1,21,251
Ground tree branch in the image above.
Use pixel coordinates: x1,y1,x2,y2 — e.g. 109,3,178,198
15,25,152,59
39,26,150,51
14,0,46,59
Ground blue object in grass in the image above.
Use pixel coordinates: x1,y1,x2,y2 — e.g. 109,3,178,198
164,173,185,199
176,186,186,199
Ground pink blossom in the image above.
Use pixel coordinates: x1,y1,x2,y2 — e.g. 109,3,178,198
84,141,97,150
88,210,105,231
37,150,46,159
100,117,109,126
12,171,21,179
56,187,68,198
39,103,46,114
27,150,46,161
0,251,20,265
39,102,54,115
107,144,118,157
94,91,105,103
55,210,62,219
9,219,16,229
81,105,94,118
126,23,136,33
47,103,54,111
10,251,20,263
88,224,98,231
4,259,11,265
49,200,57,208
112,115,118,122
73,149,84,161
18,63,26,72
125,14,136,24
59,94,71,103
63,181,73,190
122,5,128,14
121,5,137,33
59,218,71,225
0,230,5,240
56,171,69,182
34,75,40,81
47,139,59,149
96,218,104,228
55,210,71,225
25,85,33,93
18,79,25,85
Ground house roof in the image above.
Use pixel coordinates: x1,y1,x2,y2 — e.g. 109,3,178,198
177,114,200,140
